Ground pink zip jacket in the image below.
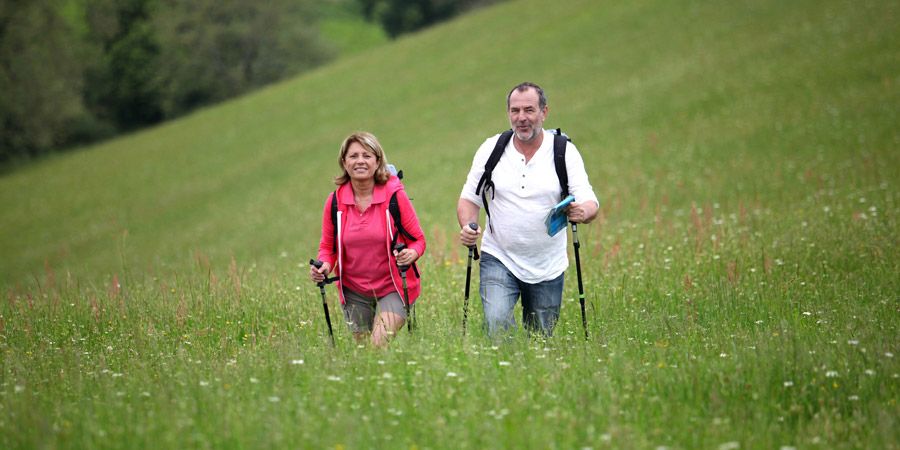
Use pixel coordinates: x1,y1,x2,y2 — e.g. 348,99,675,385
317,175,426,305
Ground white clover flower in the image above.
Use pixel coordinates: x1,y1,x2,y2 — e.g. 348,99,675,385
825,371,839,378
199,381,210,387
327,375,342,382
783,381,794,387
847,340,859,345
499,361,511,366
446,372,458,378
291,359,304,365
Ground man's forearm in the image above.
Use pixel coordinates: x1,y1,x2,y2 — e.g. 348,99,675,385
457,198,480,228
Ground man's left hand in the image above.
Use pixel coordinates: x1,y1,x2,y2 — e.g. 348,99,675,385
567,201,598,224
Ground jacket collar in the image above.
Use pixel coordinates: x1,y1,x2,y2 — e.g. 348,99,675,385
337,177,398,206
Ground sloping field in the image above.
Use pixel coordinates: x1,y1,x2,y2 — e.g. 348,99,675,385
0,0,897,448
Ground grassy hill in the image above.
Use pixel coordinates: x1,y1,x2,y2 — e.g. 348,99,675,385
1,0,897,448
1,0,896,287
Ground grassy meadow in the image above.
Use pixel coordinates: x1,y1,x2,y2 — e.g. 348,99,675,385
1,0,898,448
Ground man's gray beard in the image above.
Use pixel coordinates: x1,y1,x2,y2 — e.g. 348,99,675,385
515,128,539,142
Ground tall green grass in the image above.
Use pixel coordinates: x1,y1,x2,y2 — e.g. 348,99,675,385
1,0,897,448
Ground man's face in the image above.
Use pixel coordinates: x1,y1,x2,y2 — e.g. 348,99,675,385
507,88,547,143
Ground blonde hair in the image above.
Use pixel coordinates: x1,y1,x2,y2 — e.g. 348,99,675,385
334,132,391,186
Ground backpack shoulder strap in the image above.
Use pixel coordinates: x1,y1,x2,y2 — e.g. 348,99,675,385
552,128,570,200
388,190,421,278
389,191,416,244
475,130,514,233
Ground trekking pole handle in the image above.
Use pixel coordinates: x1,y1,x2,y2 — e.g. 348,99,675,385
309,259,339,286
466,223,480,260
393,243,410,272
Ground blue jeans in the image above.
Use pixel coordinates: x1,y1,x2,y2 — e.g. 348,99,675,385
479,252,564,337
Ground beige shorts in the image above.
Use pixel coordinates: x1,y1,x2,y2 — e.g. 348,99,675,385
341,288,406,333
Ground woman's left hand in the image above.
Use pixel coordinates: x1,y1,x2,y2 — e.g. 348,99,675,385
393,248,419,267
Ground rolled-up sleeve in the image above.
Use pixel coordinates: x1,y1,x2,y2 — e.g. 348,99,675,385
565,142,599,207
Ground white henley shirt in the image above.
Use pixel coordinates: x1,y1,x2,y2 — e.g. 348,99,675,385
460,129,599,283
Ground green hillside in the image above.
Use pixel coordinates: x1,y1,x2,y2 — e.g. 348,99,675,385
0,0,897,448
1,0,896,287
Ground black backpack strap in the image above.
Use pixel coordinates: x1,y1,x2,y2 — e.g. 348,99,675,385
475,130,514,234
388,191,420,278
389,191,416,245
330,191,339,254
552,128,570,200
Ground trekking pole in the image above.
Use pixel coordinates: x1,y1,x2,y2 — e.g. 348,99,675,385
393,243,413,332
309,259,339,346
570,223,589,339
462,222,479,336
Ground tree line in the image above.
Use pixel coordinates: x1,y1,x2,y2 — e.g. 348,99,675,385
1,0,331,165
0,0,498,167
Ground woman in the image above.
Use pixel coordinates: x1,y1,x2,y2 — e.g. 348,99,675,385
310,132,426,347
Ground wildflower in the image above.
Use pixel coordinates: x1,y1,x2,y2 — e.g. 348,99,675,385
327,375,342,382
291,359,304,365
407,361,417,365
720,353,728,358
886,352,894,358
865,369,875,376
802,311,812,316
446,372,458,378
783,381,794,387
847,340,859,346
14,385,24,393
199,381,210,387
382,373,393,379
848,395,859,401
499,361,511,366
250,377,259,384
825,371,839,378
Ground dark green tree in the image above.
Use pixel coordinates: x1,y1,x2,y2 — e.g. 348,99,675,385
153,0,331,118
0,0,86,162
82,0,163,130
358,0,498,38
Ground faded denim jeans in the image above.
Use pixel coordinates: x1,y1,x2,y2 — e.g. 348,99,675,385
479,252,564,338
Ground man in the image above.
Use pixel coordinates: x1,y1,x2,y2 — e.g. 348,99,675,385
457,82,599,337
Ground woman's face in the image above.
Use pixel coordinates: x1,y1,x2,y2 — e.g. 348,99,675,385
343,142,378,182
